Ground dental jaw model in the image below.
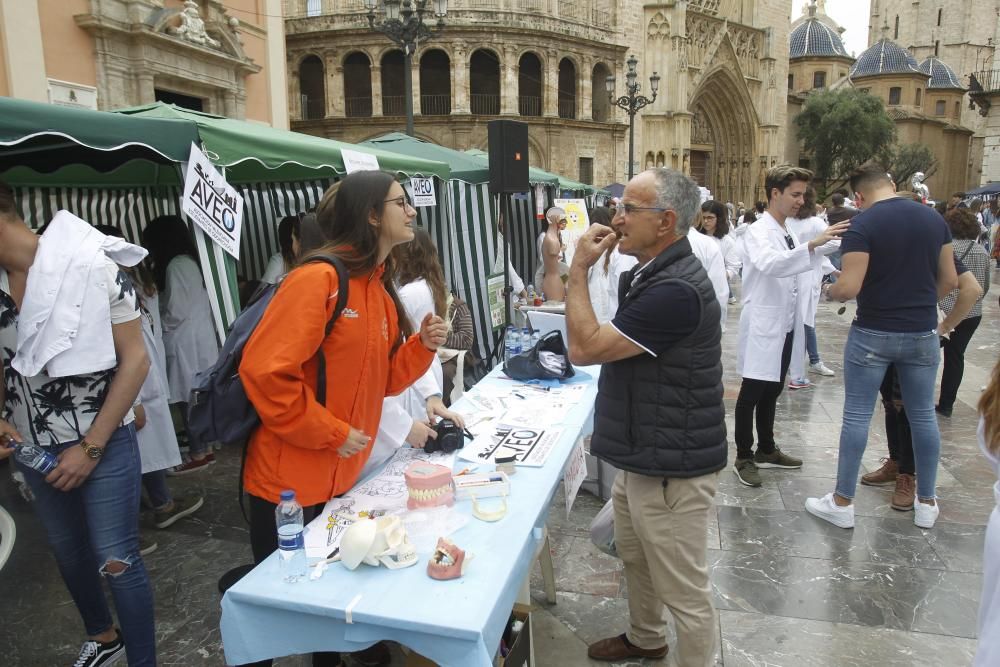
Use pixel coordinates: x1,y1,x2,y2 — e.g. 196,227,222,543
405,462,455,510
427,537,471,580
338,515,418,571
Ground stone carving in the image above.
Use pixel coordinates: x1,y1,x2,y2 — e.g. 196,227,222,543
688,0,721,16
647,12,670,39
171,0,220,48
691,109,713,144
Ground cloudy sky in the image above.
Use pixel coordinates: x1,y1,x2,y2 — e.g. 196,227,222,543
791,0,873,57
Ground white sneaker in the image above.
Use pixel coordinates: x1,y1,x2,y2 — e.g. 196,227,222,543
805,493,855,528
914,497,940,529
809,361,836,377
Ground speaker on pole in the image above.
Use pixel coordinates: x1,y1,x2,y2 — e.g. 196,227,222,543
487,120,529,194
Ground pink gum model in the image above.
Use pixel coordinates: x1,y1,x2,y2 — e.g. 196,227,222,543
405,462,455,510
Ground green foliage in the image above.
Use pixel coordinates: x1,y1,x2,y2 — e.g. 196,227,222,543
795,89,896,198
887,143,938,192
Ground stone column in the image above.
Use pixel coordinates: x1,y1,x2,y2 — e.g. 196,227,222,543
453,42,470,114
410,50,421,118
501,45,518,115
544,49,559,117
325,51,344,117
370,64,383,116
580,55,593,121
136,73,156,105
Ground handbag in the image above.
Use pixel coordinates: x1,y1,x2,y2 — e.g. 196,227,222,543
503,330,575,381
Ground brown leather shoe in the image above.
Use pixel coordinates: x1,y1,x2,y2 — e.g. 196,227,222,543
861,458,898,487
587,634,668,661
891,473,915,511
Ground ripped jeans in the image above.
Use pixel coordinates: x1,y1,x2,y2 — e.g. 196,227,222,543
19,424,156,665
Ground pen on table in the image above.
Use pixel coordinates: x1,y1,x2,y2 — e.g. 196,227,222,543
513,392,527,400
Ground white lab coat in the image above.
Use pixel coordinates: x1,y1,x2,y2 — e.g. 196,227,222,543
136,292,182,474
361,280,443,478
260,252,285,284
160,255,220,404
976,417,1000,667
14,211,148,378
786,216,840,380
737,212,823,382
491,234,525,295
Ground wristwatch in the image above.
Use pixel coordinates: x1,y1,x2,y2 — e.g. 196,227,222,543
79,440,104,460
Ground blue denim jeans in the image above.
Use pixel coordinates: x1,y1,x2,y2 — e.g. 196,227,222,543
142,469,172,510
19,424,157,666
836,326,941,501
804,324,820,365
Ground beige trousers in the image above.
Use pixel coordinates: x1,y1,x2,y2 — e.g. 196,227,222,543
613,469,719,667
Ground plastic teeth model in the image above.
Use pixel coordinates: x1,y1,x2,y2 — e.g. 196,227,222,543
427,537,471,580
405,462,455,510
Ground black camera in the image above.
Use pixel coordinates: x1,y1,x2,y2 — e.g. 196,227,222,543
424,418,472,454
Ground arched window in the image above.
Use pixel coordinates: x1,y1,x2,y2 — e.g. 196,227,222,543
558,58,577,119
298,55,325,120
592,63,612,122
813,71,826,89
343,52,372,117
419,49,451,115
888,86,901,106
470,49,501,115
645,152,655,169
518,53,543,117
656,152,665,168
381,50,405,116
894,15,899,39
915,88,922,106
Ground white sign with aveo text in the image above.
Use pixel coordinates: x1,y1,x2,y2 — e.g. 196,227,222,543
410,177,436,207
181,143,244,260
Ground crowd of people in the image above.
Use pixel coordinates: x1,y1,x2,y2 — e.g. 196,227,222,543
0,160,997,666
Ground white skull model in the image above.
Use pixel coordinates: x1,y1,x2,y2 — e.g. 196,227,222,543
340,516,417,571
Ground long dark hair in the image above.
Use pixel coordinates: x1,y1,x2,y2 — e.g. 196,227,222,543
393,227,447,318
277,215,301,270
311,171,413,338
794,186,819,219
93,224,157,299
142,215,200,292
699,200,730,238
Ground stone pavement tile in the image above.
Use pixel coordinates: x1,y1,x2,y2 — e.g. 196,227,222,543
710,550,981,638
545,486,607,538
719,609,978,667
550,536,622,598
715,472,785,510
924,522,988,574
718,507,946,569
531,590,651,647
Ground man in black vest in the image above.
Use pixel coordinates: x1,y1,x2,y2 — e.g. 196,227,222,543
567,169,726,666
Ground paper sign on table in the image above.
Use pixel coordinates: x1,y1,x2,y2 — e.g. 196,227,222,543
563,437,588,519
181,143,244,259
460,423,562,467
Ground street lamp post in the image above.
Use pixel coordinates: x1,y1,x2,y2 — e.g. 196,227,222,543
607,55,660,180
365,0,447,136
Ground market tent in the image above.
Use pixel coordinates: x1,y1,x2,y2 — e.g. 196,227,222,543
604,183,625,199
360,133,504,364
966,182,1000,196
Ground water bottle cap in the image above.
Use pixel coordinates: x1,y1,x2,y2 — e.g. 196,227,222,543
280,489,295,501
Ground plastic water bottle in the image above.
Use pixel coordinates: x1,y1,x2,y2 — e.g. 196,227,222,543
11,441,58,475
527,284,536,302
531,329,542,348
522,327,533,351
275,490,307,583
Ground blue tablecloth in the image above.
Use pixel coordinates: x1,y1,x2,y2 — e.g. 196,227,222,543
220,364,600,666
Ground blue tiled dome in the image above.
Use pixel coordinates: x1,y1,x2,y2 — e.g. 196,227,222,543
850,38,921,77
790,19,849,58
918,57,964,89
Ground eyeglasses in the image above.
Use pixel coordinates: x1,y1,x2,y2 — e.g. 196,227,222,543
384,195,414,210
614,203,671,216
784,234,796,250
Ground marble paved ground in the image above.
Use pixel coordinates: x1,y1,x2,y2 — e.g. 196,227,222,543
1,278,997,667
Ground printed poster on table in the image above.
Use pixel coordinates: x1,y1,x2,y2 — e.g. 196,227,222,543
181,143,244,259
487,272,506,330
460,423,562,467
563,437,588,519
554,198,590,266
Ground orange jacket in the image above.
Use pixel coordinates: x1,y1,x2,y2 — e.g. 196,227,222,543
240,261,434,506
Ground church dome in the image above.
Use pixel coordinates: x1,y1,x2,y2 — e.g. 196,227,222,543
850,38,921,78
918,57,964,90
790,18,849,59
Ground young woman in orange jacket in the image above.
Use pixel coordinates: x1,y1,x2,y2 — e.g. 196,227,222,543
239,170,447,562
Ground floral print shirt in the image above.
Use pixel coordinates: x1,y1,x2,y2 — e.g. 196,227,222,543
0,257,139,446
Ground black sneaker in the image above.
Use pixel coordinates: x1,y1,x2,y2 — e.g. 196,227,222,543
154,495,204,529
733,458,762,487
754,447,803,469
73,629,124,667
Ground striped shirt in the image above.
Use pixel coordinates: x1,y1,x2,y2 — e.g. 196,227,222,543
941,239,991,319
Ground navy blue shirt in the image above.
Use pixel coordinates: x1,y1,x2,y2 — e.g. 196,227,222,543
840,197,951,332
611,274,700,357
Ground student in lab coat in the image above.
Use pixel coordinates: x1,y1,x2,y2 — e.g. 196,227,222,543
732,166,848,488
259,215,301,284
142,215,220,475
974,357,1000,666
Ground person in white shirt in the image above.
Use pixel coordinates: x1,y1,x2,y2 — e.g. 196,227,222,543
142,215,221,475
586,207,615,323
974,357,1000,666
259,215,301,284
733,166,847,488
696,200,742,305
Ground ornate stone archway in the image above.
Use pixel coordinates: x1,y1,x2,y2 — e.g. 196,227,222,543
689,66,758,204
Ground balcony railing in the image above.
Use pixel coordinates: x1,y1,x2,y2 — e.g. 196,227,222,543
471,93,501,115
557,0,579,19
420,94,452,115
971,70,1000,94
516,0,541,10
345,97,372,117
382,95,405,116
518,95,541,116
558,98,576,119
301,94,325,120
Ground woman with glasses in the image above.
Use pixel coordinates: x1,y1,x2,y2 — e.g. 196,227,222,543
237,171,447,667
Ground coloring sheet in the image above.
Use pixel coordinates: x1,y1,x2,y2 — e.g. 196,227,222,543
459,423,563,467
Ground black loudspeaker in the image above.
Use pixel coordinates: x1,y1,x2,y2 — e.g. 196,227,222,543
487,120,529,194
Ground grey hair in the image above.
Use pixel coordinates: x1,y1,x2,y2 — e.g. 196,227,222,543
646,168,701,236
545,206,566,223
